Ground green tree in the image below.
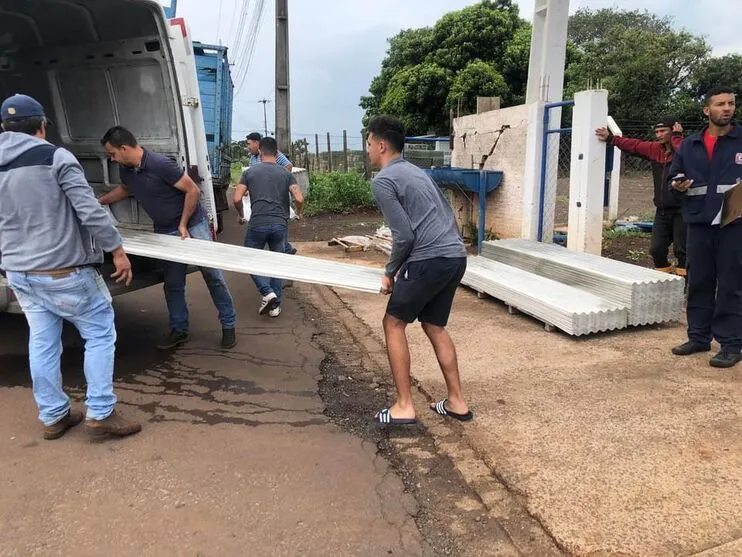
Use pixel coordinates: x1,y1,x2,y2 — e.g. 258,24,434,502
669,54,742,124
447,60,508,116
360,0,528,134
565,8,710,123
687,54,742,104
500,24,533,106
379,63,454,135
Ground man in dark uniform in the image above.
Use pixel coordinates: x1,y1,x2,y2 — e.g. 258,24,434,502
99,126,238,350
668,86,742,368
596,117,686,275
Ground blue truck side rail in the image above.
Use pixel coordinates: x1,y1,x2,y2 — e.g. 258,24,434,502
193,41,233,222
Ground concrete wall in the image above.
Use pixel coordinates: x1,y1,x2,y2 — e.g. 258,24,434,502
450,104,530,240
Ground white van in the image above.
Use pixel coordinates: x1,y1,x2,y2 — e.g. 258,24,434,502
0,0,217,313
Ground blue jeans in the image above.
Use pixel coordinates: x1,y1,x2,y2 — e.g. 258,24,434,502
161,218,237,332
7,268,117,425
245,224,287,304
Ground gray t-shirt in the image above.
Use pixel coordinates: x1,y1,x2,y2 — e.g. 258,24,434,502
239,162,297,228
372,157,467,277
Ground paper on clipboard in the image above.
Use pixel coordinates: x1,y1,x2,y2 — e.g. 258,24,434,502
721,178,742,228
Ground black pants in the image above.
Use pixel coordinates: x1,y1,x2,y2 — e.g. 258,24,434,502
650,210,686,269
686,223,742,352
387,257,467,327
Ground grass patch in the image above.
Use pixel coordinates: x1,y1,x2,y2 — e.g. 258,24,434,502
304,171,376,217
603,227,651,241
231,161,247,184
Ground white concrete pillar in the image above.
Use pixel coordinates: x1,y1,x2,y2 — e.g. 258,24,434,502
521,101,546,240
607,116,623,222
525,0,570,104
523,0,570,242
568,90,609,255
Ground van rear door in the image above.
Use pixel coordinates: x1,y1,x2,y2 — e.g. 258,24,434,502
167,16,219,233
0,0,214,231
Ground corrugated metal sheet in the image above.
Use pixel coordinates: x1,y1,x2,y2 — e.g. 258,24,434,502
481,239,684,326
120,230,383,294
463,257,628,336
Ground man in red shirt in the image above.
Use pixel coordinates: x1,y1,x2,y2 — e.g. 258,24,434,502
596,117,686,275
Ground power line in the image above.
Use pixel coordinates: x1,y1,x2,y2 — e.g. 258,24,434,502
230,0,252,58
226,0,243,48
234,0,267,96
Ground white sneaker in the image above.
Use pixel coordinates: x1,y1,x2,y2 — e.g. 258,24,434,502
269,306,282,318
259,292,278,315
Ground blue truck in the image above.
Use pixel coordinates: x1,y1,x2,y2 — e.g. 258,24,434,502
193,41,234,231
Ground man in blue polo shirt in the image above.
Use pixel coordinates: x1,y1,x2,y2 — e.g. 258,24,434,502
99,126,238,350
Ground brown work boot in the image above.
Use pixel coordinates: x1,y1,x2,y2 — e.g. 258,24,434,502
43,408,84,440
85,410,142,441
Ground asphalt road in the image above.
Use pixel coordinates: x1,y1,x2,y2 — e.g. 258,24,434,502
0,220,423,556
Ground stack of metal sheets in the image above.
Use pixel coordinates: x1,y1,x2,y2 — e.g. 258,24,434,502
481,239,684,326
120,230,384,294
463,257,628,336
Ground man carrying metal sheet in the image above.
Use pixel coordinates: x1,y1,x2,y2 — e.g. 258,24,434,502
596,118,686,276
99,126,238,351
245,132,298,256
668,87,742,368
0,94,141,441
234,137,304,318
366,115,472,425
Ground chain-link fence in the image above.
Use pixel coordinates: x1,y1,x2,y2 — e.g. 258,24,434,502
285,132,452,175
288,132,368,174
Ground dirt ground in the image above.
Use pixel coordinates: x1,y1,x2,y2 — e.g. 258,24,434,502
298,241,742,557
289,210,384,243
602,233,654,266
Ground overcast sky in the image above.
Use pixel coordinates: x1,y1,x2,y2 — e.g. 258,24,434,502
163,0,739,143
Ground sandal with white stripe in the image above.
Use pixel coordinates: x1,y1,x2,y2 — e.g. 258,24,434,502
431,399,474,422
373,408,417,425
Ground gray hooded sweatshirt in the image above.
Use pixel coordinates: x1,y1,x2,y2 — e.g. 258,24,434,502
0,132,122,272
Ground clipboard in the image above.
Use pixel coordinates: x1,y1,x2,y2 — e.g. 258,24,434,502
721,178,742,228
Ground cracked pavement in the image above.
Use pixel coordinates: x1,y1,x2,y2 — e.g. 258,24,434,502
0,265,423,556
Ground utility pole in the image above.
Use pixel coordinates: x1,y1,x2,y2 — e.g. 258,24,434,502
258,99,271,137
275,0,291,154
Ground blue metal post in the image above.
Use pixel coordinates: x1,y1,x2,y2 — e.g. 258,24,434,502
603,144,614,208
537,100,574,242
478,170,486,252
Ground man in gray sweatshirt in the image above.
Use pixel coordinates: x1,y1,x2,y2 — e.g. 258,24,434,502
0,94,141,441
367,115,472,426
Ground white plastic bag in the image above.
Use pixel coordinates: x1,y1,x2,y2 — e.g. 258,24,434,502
242,193,296,221
242,194,252,222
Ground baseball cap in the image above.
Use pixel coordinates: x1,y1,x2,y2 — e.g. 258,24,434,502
246,132,262,141
1,94,46,122
654,116,676,130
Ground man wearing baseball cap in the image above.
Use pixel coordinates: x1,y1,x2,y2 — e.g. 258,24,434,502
0,94,141,441
596,117,687,276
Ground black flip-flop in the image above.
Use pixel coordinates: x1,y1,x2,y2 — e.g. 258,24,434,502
431,399,474,422
373,408,417,425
